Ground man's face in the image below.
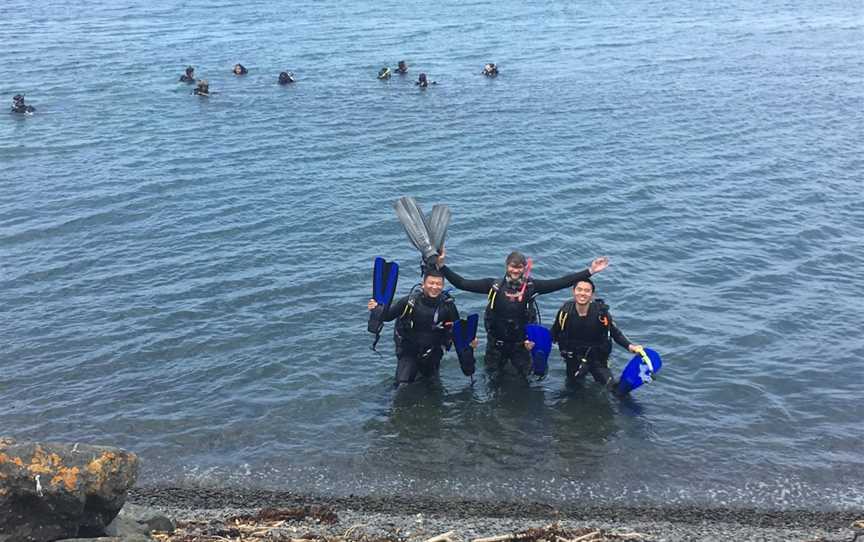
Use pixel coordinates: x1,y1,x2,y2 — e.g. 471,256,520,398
422,275,444,298
506,262,525,281
573,281,594,306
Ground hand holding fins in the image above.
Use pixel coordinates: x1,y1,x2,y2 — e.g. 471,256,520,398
525,324,552,378
453,314,479,376
369,257,399,351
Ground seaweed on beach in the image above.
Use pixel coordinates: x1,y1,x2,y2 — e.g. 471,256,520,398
229,505,340,524
156,519,651,542
467,523,648,542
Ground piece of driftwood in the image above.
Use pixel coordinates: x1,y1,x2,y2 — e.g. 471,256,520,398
472,534,517,542
425,530,456,542
570,531,601,542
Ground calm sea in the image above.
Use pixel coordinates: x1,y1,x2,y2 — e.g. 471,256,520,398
2,0,862,510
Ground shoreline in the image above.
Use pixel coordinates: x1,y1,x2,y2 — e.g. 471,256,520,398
129,486,863,542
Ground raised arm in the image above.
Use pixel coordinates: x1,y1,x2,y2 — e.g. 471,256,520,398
441,265,495,294
436,248,496,294
533,256,609,295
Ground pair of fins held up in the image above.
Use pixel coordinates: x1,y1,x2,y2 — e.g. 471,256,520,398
393,196,450,268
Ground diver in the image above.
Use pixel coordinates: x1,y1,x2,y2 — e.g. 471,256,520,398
416,73,436,88
551,278,642,395
437,248,609,379
395,60,408,74
10,94,35,114
233,63,248,76
482,63,499,77
367,268,466,385
193,79,210,96
179,66,196,83
377,67,391,80
278,71,296,85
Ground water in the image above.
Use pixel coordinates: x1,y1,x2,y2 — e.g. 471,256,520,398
2,0,863,511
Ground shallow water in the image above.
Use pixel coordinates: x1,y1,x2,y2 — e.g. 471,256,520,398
2,0,863,511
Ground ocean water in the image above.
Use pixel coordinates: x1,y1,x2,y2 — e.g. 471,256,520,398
2,0,863,511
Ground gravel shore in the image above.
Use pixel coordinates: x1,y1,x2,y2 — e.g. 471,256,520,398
129,486,863,542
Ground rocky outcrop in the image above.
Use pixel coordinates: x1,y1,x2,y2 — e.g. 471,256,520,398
0,438,138,542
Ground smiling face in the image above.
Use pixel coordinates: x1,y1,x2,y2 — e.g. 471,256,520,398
421,274,444,299
573,280,595,307
506,262,525,281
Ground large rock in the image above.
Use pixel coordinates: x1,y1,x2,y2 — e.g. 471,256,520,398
105,504,174,537
0,437,138,542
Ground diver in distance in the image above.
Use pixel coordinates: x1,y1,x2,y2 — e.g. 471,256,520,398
395,60,408,74
233,63,248,76
437,248,609,379
278,71,296,85
551,278,642,396
378,67,392,80
416,73,436,88
10,94,35,114
179,66,196,83
367,268,469,386
193,80,210,96
482,63,499,77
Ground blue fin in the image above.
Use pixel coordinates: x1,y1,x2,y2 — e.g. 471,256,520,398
453,314,479,376
525,324,552,377
373,257,399,306
618,348,663,395
453,313,479,352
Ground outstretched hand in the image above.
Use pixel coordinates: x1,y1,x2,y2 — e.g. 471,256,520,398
589,256,609,275
367,299,379,311
628,344,644,354
436,246,447,268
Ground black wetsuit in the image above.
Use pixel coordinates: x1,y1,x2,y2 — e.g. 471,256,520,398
11,104,34,114
179,74,195,83
441,266,591,377
380,291,459,384
551,299,631,387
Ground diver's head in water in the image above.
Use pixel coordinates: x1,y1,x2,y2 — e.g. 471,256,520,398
13,94,24,106
195,79,209,94
278,71,295,84
378,67,391,80
397,60,408,73
483,63,498,76
421,268,445,299
572,279,595,308
185,66,194,77
504,251,527,281
233,63,248,76
417,72,428,86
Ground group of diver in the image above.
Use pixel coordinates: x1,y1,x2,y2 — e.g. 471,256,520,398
10,60,499,111
368,198,647,398
179,64,297,97
180,59,498,96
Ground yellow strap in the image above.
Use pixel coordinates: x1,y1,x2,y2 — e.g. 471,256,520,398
487,288,497,310
636,347,654,373
558,310,568,329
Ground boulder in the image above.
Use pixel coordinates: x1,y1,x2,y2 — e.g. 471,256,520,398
106,504,174,536
0,437,138,542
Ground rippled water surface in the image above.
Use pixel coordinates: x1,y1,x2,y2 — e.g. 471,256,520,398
2,0,863,511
